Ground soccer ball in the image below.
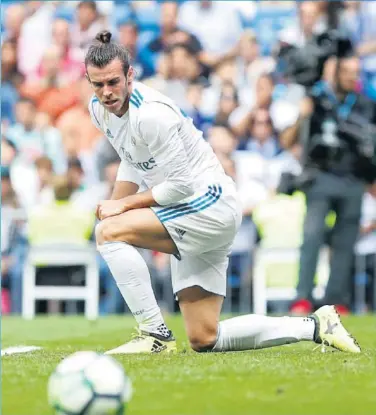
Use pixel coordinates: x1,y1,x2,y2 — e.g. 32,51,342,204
48,351,132,415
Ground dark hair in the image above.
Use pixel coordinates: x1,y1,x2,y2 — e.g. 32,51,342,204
85,30,131,75
167,42,196,57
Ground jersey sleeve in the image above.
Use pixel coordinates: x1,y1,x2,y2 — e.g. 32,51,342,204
88,95,103,133
116,160,143,186
137,102,195,205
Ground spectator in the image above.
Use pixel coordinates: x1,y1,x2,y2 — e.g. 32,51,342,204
1,165,26,314
17,1,56,77
178,0,243,67
236,30,275,92
4,100,65,173
214,82,240,127
2,40,23,85
94,138,120,182
147,1,178,56
279,1,326,47
56,78,103,158
6,98,45,164
169,43,203,83
20,45,80,121
1,166,19,209
67,156,103,211
230,74,275,138
2,40,22,125
1,137,18,167
207,126,238,158
267,143,303,191
190,57,238,122
71,1,106,55
239,108,280,159
3,3,26,43
28,174,95,246
117,20,154,80
51,18,86,84
207,126,237,181
145,44,203,111
146,2,203,70
341,1,376,100
34,156,55,206
67,157,85,196
34,111,67,174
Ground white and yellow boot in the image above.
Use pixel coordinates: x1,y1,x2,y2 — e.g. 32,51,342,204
105,329,177,355
310,305,361,353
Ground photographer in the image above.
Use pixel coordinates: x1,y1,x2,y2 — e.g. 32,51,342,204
280,54,376,314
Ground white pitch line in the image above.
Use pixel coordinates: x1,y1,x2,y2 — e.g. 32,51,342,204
1,345,42,356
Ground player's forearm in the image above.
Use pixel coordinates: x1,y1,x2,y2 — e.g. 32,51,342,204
122,189,159,211
111,181,139,200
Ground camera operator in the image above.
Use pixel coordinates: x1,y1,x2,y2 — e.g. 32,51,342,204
280,54,376,314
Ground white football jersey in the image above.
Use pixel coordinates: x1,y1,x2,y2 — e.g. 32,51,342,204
89,82,228,206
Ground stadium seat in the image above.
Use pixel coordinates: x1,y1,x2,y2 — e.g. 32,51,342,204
22,244,99,320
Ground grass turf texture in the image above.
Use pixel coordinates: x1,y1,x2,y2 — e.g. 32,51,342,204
2,315,376,415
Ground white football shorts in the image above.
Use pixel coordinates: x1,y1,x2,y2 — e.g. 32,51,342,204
152,178,242,297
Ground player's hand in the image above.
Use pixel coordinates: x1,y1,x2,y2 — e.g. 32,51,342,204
96,199,127,220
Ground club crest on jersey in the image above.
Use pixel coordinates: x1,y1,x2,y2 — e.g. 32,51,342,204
106,128,114,139
122,149,132,162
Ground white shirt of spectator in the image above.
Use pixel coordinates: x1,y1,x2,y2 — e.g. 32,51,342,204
178,1,243,55
359,1,376,72
89,82,227,206
278,14,327,47
17,4,55,75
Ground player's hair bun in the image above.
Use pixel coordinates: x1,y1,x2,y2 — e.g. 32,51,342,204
96,30,112,44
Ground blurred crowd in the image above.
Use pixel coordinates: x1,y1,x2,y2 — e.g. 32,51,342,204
1,0,376,315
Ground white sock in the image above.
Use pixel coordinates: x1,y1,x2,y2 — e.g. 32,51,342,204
212,314,315,352
98,242,167,334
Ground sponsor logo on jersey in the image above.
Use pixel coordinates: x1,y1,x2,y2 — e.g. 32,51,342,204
131,157,156,172
121,147,157,172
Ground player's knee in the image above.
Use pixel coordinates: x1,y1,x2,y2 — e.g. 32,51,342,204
96,221,115,245
188,325,218,353
95,218,133,246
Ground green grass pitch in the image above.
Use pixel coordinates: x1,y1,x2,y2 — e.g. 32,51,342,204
2,315,376,415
